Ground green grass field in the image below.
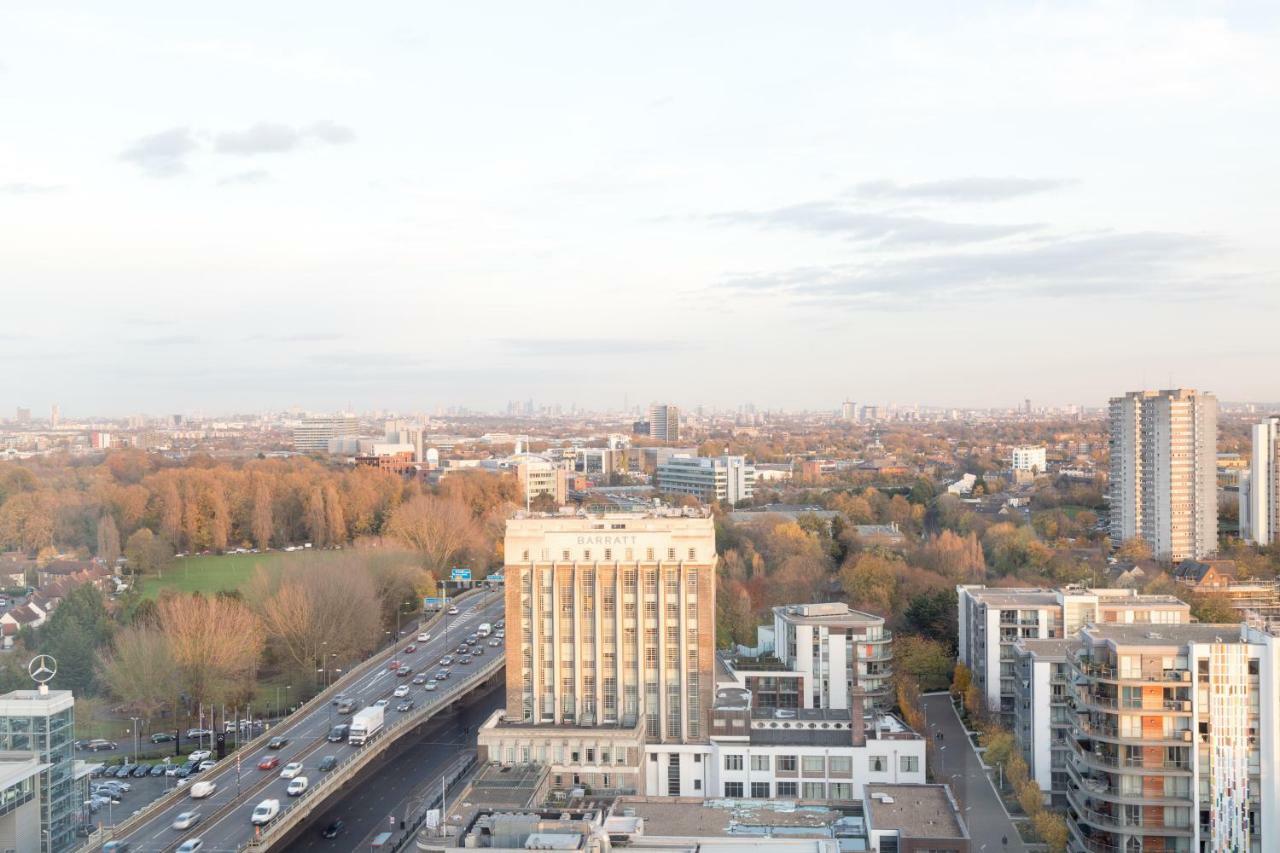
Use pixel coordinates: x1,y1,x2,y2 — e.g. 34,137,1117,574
140,550,316,599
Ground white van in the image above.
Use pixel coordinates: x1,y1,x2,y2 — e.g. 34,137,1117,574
189,781,217,799
251,799,280,825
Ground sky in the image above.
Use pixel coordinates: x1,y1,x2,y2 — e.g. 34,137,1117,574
2,1,1278,416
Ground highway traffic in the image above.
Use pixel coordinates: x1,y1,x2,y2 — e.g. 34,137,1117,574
99,591,505,853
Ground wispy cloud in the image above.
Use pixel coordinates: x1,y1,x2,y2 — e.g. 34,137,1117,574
500,338,695,357
850,177,1073,203
246,331,345,343
0,182,63,195
710,201,1039,246
214,121,356,156
217,169,270,187
135,334,202,346
718,231,1227,309
119,127,199,178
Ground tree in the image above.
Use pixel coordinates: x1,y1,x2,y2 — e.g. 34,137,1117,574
37,584,112,696
124,528,174,576
384,495,482,575
894,635,953,692
158,594,264,708
772,554,829,607
250,475,273,549
901,589,959,648
96,513,121,566
951,661,972,697
1017,779,1044,817
1033,811,1068,853
99,625,179,724
1190,592,1238,623
1116,537,1153,562
839,552,899,614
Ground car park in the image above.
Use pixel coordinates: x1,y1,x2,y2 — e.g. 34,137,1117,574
318,754,337,772
286,776,309,796
396,699,415,712
258,756,280,771
393,684,410,698
171,811,201,830
280,762,303,779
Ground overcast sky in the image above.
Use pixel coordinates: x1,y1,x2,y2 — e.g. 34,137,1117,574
2,2,1278,416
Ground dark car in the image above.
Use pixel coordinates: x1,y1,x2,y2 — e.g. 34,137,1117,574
411,673,428,685
434,670,450,680
267,736,288,750
102,843,132,852
321,819,346,839
327,725,349,743
396,665,412,677
471,646,484,656
131,764,150,777
455,644,468,654
115,765,135,778
149,764,167,777
318,755,337,772
150,732,175,744
457,655,472,665
173,766,192,779
395,700,415,712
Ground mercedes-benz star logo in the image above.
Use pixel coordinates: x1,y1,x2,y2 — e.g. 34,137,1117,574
28,655,57,684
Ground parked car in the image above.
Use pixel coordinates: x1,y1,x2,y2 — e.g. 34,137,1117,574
149,764,168,777
267,736,288,750
172,811,201,831
150,732,175,744
176,839,203,852
257,755,280,771
174,766,193,779
115,764,135,778
393,684,410,698
198,760,216,772
318,755,337,772
131,764,151,778
286,776,309,796
321,819,346,839
189,750,211,763
279,762,303,779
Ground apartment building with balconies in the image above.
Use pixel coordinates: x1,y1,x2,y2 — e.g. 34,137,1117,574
1013,638,1078,805
1064,623,1280,853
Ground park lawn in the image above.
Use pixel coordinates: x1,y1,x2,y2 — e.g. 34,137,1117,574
140,550,312,599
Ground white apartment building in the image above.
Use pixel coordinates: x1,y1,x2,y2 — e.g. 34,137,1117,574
1011,445,1047,474
1012,638,1078,804
1242,415,1280,546
1108,389,1218,562
1065,623,1280,853
647,404,680,443
958,585,1190,725
479,511,718,798
292,414,358,452
656,455,755,505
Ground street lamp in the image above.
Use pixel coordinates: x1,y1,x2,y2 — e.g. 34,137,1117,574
128,717,140,764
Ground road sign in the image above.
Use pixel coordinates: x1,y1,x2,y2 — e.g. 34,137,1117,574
423,597,448,611
486,573,504,584
450,568,471,582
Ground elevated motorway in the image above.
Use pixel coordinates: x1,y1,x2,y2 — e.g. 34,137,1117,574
92,591,506,853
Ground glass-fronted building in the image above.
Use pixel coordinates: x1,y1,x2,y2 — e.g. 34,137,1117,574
0,690,76,853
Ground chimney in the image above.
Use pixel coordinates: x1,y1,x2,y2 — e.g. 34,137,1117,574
849,687,867,747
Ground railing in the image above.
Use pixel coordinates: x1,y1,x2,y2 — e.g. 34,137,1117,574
244,652,503,850
1068,740,1191,772
1066,788,1193,832
83,589,492,852
392,753,478,852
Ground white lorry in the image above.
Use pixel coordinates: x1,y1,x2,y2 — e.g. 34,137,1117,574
348,705,384,746
477,622,492,638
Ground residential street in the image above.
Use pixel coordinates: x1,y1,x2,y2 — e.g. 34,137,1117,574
920,693,1027,852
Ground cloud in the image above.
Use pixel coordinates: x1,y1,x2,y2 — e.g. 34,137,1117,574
500,338,695,357
710,201,1039,246
135,334,201,346
119,127,199,177
850,177,1073,203
214,121,356,156
217,169,270,187
0,182,63,195
718,231,1227,308
245,331,345,342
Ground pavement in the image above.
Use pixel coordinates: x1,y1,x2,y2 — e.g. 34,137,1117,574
920,693,1027,852
100,592,505,853
283,687,503,852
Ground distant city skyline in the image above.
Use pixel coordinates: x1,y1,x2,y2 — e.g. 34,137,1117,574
3,3,1278,412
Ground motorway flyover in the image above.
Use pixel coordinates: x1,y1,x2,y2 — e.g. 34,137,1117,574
90,591,506,853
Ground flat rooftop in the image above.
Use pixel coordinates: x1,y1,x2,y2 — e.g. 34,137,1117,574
773,603,884,626
1082,623,1247,646
864,784,967,841
964,587,1060,607
1012,638,1079,658
618,798,842,838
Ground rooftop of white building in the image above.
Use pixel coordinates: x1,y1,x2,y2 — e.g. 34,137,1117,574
772,602,885,627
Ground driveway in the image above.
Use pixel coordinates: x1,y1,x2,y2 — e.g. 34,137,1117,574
920,693,1026,852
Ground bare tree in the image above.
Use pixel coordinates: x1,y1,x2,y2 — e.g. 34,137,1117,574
384,495,481,575
99,625,179,725
158,594,264,708
251,475,273,549
96,513,121,566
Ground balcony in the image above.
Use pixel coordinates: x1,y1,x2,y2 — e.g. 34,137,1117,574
1065,784,1193,835
1065,757,1193,807
1066,818,1193,853
1067,691,1191,715
1068,736,1191,774
1073,661,1193,684
1074,719,1193,747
